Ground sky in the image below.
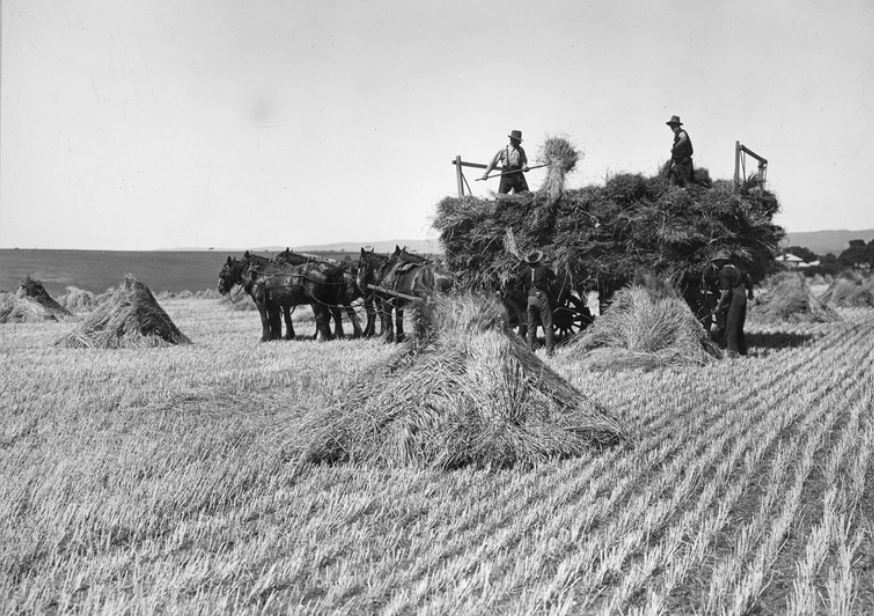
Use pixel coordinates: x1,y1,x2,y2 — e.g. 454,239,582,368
1,0,872,251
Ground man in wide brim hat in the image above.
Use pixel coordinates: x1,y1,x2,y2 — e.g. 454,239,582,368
666,114,694,187
709,249,751,358
481,130,530,195
519,249,555,354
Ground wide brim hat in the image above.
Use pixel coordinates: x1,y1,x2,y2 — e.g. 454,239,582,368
524,250,543,265
508,130,523,142
666,115,683,126
709,250,731,262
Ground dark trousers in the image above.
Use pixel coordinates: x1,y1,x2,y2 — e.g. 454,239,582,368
670,157,695,187
724,289,747,355
499,170,529,194
527,292,554,352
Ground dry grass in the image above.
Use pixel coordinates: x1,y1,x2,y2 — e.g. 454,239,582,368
820,276,874,308
750,273,840,324
54,274,191,349
0,277,72,324
565,276,721,371
287,293,628,469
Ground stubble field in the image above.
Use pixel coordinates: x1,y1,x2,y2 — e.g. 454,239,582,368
2,298,874,615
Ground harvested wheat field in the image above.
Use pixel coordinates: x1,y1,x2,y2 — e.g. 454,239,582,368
3,297,874,614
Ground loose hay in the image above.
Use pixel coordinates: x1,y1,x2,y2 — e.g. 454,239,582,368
0,277,72,323
566,277,721,371
55,274,191,348
750,273,839,323
287,293,628,469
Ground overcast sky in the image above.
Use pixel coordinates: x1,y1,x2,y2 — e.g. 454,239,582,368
1,0,872,250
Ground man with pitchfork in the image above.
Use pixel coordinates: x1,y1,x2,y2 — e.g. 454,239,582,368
481,130,531,194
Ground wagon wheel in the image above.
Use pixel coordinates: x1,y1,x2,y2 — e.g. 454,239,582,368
552,294,593,342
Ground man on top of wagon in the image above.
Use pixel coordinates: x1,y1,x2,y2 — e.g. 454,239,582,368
666,115,695,187
481,130,531,194
522,249,555,355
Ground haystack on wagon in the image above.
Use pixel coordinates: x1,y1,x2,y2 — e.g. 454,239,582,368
438,137,784,332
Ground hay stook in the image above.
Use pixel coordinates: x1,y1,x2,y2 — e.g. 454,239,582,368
749,273,839,323
288,292,628,469
565,274,722,371
55,274,191,348
0,276,72,323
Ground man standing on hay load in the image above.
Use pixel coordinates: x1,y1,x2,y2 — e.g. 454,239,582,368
666,115,695,187
481,130,530,194
522,250,555,355
710,250,750,358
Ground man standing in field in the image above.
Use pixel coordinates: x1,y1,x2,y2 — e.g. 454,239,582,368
481,130,531,194
711,250,751,358
522,250,555,355
666,115,695,187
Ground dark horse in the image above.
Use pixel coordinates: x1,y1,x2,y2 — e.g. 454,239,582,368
357,246,453,342
273,248,372,339
218,251,334,342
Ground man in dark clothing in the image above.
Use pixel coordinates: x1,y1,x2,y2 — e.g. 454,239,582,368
711,250,750,358
482,130,530,194
667,115,695,187
521,250,555,354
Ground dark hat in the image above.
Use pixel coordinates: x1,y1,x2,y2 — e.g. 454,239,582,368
710,250,731,262
666,115,683,126
508,130,523,142
525,250,543,265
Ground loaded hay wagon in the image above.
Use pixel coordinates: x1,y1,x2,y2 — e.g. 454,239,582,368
437,137,785,340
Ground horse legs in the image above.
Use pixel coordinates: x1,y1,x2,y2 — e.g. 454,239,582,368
257,301,278,342
379,298,395,343
283,306,295,341
395,305,405,343
331,306,345,339
363,295,378,337
313,304,333,342
345,303,363,338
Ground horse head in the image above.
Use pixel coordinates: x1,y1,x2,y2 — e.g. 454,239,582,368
218,256,246,296
273,248,311,266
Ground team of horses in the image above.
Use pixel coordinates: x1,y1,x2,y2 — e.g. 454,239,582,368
218,246,452,343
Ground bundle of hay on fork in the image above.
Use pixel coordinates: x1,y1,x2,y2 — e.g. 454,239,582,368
288,292,627,469
565,275,721,371
0,277,71,323
55,274,191,348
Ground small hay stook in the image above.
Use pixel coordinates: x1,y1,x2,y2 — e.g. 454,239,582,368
55,274,191,348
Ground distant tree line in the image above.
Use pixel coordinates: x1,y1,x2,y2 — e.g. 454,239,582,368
784,240,874,276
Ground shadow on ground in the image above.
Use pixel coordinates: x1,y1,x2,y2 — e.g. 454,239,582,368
744,330,820,356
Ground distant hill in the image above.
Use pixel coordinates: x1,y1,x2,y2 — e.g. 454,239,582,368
783,229,874,256
293,239,442,256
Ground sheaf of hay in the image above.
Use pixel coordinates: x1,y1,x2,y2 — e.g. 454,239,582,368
565,276,721,371
537,136,582,203
750,273,840,323
56,286,96,313
55,274,191,349
286,292,628,469
0,277,72,323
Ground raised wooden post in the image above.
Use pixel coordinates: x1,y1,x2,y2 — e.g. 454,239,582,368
455,155,464,197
